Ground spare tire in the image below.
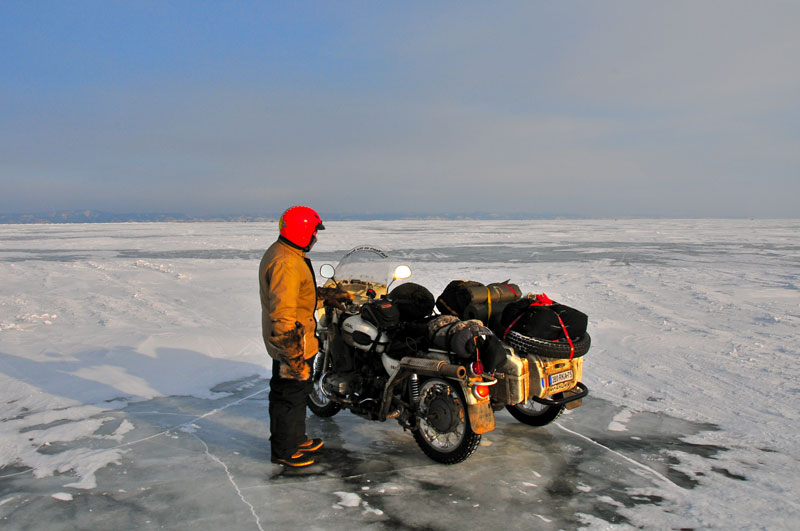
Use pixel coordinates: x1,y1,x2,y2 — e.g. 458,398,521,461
505,331,591,359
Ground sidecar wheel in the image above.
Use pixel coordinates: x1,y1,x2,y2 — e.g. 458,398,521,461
412,378,481,464
506,394,564,427
307,352,341,417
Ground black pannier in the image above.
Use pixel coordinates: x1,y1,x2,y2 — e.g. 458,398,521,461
361,299,401,330
496,296,588,341
435,280,521,326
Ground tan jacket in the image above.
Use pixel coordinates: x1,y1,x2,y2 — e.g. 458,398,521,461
259,239,319,363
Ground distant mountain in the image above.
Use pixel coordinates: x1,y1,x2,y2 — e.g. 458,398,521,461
0,209,587,224
320,211,587,221
0,210,195,224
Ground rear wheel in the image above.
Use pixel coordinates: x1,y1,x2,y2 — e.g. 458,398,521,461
506,393,564,426
412,378,481,464
307,352,341,417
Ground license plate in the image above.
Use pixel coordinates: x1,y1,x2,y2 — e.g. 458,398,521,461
549,370,574,386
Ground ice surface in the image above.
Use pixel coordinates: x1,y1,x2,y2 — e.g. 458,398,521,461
0,379,749,530
1,219,799,529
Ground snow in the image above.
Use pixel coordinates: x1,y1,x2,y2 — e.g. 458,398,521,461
1,219,799,529
607,409,634,432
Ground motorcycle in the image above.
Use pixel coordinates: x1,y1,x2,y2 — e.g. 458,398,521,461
308,246,589,464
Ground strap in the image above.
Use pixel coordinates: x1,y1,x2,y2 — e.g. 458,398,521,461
503,295,546,341
502,295,554,340
503,283,520,297
555,313,575,359
437,297,458,316
442,321,459,353
503,313,524,340
486,287,492,320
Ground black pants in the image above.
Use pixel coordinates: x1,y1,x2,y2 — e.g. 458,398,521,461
269,360,312,459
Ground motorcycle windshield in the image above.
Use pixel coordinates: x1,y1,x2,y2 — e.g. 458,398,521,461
333,246,394,288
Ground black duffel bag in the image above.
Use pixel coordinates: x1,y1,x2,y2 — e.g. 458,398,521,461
497,295,588,341
495,294,591,359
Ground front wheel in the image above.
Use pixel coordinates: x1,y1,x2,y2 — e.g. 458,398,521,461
307,352,341,417
506,393,564,426
412,378,481,464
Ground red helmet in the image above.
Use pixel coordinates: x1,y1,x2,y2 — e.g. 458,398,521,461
279,206,325,248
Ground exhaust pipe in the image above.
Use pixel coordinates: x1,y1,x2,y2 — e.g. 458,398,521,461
379,357,467,421
398,357,467,380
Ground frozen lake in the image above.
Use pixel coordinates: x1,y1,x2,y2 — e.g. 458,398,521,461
0,377,733,530
1,219,799,529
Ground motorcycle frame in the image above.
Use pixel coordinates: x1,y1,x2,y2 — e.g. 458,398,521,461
317,303,497,432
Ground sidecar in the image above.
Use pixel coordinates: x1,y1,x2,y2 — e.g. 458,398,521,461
497,335,589,426
433,281,590,427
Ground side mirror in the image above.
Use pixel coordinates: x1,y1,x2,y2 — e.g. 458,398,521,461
320,264,335,279
393,265,412,280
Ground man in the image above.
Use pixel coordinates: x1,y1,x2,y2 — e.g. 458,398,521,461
259,205,350,468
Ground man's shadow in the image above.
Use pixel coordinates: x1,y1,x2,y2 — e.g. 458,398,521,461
0,347,268,414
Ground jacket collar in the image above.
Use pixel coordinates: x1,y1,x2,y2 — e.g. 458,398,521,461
277,236,306,256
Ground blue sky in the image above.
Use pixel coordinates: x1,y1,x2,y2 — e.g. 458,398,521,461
2,1,798,218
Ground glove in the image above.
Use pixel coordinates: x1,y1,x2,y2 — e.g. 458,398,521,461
317,286,354,310
268,322,310,380
480,335,507,374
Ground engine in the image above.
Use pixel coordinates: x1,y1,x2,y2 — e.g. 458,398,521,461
320,334,389,420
